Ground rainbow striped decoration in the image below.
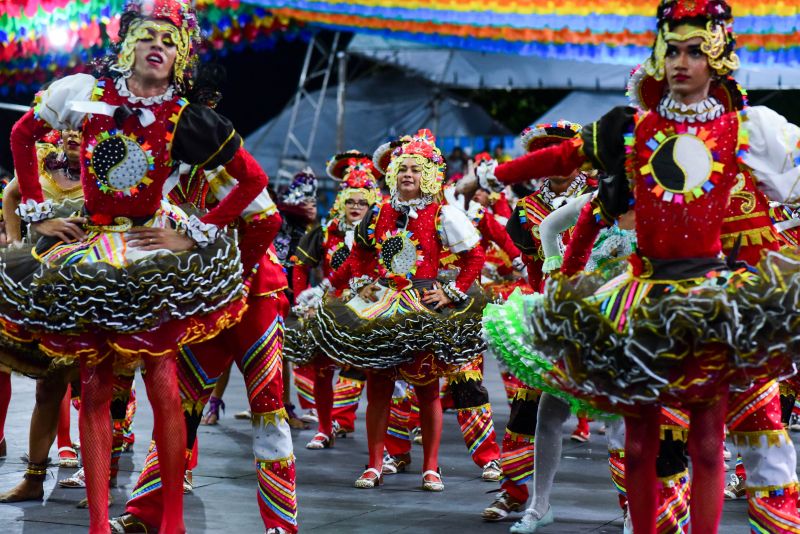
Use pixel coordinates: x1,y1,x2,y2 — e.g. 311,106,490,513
0,0,305,93
256,0,800,65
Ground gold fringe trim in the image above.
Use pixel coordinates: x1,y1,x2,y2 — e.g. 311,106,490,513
659,424,689,442
658,469,689,488
512,388,541,402
252,407,289,428
720,227,777,249
454,402,491,414
40,342,111,368
448,369,484,384
181,399,207,416
255,454,295,468
504,429,535,443
731,429,791,448
747,482,800,498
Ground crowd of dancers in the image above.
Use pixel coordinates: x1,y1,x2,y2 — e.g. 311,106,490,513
0,0,800,533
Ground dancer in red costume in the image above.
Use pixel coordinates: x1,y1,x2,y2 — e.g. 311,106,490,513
5,1,270,531
474,1,800,532
111,161,297,534
289,150,382,450
481,122,596,523
297,129,486,491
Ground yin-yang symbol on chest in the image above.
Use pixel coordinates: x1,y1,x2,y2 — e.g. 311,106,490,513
380,234,418,276
649,134,712,193
91,135,150,193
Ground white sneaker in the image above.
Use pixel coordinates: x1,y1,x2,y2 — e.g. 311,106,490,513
58,467,86,488
300,409,318,424
481,459,502,481
790,415,800,432
510,507,554,534
623,507,633,534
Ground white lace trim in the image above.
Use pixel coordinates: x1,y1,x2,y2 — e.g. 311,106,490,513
349,275,374,294
541,172,588,210
185,215,220,248
17,199,55,223
442,281,468,303
390,194,433,213
657,95,724,124
114,77,175,106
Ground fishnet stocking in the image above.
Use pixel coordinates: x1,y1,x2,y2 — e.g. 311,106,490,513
142,354,186,534
624,404,661,534
687,394,729,533
313,367,334,436
414,380,442,473
78,357,114,534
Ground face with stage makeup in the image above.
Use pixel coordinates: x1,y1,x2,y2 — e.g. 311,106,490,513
664,25,713,103
116,19,190,86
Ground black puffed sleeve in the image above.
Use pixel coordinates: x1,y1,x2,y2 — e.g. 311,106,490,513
294,225,324,267
581,106,636,220
506,205,538,257
171,103,243,169
355,204,381,250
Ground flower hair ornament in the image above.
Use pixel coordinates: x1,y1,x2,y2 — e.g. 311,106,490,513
281,168,318,206
384,129,446,196
112,0,201,91
645,0,739,82
326,150,382,217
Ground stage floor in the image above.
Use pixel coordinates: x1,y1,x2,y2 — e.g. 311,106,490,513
0,355,756,533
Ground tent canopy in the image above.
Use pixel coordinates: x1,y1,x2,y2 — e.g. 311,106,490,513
245,69,510,185
347,35,800,90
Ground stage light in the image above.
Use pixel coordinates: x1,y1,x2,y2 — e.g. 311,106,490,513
48,26,69,48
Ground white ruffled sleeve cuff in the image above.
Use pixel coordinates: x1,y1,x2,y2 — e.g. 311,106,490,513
186,215,221,248
17,199,55,223
438,204,481,254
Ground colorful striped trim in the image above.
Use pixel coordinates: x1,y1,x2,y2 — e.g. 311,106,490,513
256,461,298,526
458,405,495,455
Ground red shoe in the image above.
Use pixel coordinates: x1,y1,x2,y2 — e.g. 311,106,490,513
571,418,591,442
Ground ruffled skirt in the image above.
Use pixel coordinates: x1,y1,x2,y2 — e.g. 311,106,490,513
0,201,247,366
483,289,608,417
285,279,486,385
517,252,800,409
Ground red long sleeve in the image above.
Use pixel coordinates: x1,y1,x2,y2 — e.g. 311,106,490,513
238,211,282,273
10,109,52,204
454,244,485,293
560,202,603,277
327,244,376,291
496,139,585,186
480,213,520,260
200,147,267,228
292,263,311,295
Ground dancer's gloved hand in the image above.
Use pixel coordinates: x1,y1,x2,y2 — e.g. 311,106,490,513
33,217,87,243
297,279,332,307
127,227,196,252
475,159,503,193
512,256,526,272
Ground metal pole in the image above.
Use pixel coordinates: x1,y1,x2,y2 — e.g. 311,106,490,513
335,51,347,153
0,102,29,113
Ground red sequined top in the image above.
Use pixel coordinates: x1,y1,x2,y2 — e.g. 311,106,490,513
10,75,264,230
329,201,484,293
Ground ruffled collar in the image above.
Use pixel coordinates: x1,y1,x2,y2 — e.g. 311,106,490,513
390,194,433,214
657,94,724,123
541,172,588,209
115,77,175,106
337,219,358,233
